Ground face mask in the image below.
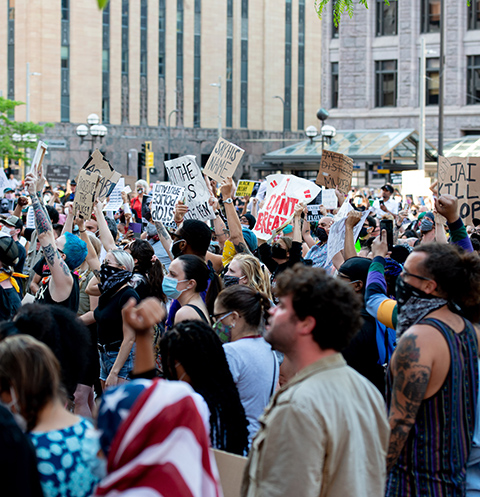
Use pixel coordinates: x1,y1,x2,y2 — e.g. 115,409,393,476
162,276,188,300
213,313,234,343
0,226,12,238
224,275,241,287
99,263,124,286
137,188,144,194
0,388,27,432
271,243,288,259
170,239,185,259
395,275,433,313
359,227,368,238
316,227,328,242
5,194,14,200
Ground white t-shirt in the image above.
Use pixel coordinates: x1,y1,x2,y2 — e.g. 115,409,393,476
373,197,399,219
224,337,279,445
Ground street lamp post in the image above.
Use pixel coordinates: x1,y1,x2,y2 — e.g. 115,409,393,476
210,77,222,139
166,109,179,180
273,95,286,147
75,114,108,152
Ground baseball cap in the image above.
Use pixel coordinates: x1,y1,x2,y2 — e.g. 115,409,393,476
70,179,77,186
381,184,394,194
2,216,23,230
3,187,14,194
0,236,19,267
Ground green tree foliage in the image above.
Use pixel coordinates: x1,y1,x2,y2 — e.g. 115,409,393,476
315,0,383,27
0,97,48,164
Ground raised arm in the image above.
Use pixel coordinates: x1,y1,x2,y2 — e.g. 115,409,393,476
12,196,29,218
93,200,116,252
76,217,101,272
344,210,362,261
153,220,174,261
435,194,473,253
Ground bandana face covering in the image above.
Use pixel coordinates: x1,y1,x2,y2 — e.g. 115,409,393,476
98,264,133,297
316,227,328,243
271,243,287,259
223,275,241,287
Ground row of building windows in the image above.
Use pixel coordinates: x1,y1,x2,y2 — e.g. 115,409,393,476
60,0,70,122
330,56,480,108
333,0,480,38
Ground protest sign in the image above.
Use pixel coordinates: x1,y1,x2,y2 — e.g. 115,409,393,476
235,180,260,198
80,149,121,201
203,138,245,183
30,141,48,176
316,150,354,194
306,189,338,222
0,169,9,193
164,155,215,221
123,175,137,192
253,175,321,240
73,169,100,219
438,155,480,226
104,178,125,212
150,183,185,224
26,206,35,229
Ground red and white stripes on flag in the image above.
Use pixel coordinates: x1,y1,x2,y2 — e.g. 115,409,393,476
95,379,223,497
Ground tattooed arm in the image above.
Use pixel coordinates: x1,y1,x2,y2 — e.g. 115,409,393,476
153,220,174,260
386,328,433,472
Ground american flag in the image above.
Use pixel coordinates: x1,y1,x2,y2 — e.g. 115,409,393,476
95,379,223,497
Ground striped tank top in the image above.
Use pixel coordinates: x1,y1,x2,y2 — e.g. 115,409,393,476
386,317,479,497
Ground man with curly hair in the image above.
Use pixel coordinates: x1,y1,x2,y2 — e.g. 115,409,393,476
241,264,390,497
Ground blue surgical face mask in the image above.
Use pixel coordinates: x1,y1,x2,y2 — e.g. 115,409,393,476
162,276,188,300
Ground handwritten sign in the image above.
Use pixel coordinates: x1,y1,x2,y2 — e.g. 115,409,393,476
104,178,125,212
30,141,48,176
0,169,9,194
150,183,185,224
203,138,245,183
235,180,260,198
306,189,338,221
80,149,121,202
316,150,354,194
438,156,480,226
74,169,100,219
164,155,215,221
253,175,321,240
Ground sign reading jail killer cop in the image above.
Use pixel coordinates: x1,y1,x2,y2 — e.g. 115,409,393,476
164,155,215,221
73,169,100,219
253,174,321,240
80,149,121,202
150,183,185,224
203,138,245,183
316,150,354,194
438,155,480,226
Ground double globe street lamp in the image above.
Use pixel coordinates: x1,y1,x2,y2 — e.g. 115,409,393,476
75,114,108,147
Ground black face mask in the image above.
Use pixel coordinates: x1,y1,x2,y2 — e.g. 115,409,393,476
271,243,288,260
316,227,328,243
359,227,368,238
223,275,240,287
171,239,185,259
395,275,433,313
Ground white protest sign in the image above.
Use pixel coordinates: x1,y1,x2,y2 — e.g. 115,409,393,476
0,169,9,194
253,175,321,240
30,141,48,175
326,204,372,264
150,183,185,224
26,206,35,229
203,138,245,183
164,155,215,221
104,178,125,212
306,189,338,222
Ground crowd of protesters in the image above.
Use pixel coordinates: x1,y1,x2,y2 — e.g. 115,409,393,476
1,164,480,497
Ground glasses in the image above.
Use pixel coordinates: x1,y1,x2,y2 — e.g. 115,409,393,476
400,270,432,282
210,311,233,324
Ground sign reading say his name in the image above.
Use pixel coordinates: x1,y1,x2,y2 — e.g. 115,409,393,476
203,138,245,183
150,183,185,224
164,155,215,221
316,150,354,194
438,155,480,226
74,169,100,219
253,175,321,240
80,149,121,201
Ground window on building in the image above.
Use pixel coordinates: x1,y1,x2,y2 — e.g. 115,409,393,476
298,0,305,130
468,1,480,30
140,0,147,77
284,0,292,132
7,0,15,106
420,0,440,33
375,60,397,107
331,62,339,108
121,0,129,75
176,0,184,126
226,0,233,127
159,0,166,77
426,57,439,106
467,56,480,105
193,0,201,128
102,2,110,123
240,0,248,128
121,0,129,123
61,0,70,122
332,12,339,38
376,0,397,36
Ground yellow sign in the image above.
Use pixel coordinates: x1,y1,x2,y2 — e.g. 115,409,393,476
235,180,256,197
377,169,390,174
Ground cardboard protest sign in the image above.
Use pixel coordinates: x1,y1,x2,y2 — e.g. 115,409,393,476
212,449,247,497
30,141,48,176
203,138,245,183
235,180,260,198
80,149,121,202
150,183,185,224
73,169,100,219
104,178,125,212
253,175,321,240
164,155,215,221
0,169,9,194
316,150,354,194
306,189,338,222
438,156,480,226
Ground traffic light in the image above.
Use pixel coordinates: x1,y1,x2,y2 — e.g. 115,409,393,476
138,150,145,168
146,151,154,170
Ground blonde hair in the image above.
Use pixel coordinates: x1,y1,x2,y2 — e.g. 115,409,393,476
233,254,272,301
86,231,102,257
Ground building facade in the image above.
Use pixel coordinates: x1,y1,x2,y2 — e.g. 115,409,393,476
321,0,480,145
0,0,322,181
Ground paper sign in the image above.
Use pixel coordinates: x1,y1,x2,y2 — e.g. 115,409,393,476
316,150,354,194
73,169,100,219
80,149,121,201
0,169,9,194
438,155,480,226
203,138,245,183
326,203,372,264
104,178,125,212
306,188,338,222
26,206,35,229
164,155,215,221
150,183,185,224
253,175,321,240
123,185,132,194
30,141,48,176
235,180,260,198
